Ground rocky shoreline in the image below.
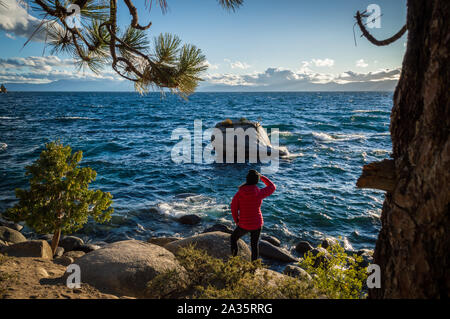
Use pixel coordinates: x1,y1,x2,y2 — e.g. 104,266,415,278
0,217,373,299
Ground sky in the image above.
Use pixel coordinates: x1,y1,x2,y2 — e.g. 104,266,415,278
0,0,408,91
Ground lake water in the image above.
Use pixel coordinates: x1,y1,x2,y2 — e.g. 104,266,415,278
0,91,392,253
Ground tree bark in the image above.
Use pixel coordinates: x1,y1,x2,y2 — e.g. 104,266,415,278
50,227,61,256
369,0,449,298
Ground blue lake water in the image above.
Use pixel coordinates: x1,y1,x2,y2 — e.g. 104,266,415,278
0,92,392,253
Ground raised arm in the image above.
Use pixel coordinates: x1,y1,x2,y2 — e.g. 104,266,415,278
230,192,240,224
258,175,276,199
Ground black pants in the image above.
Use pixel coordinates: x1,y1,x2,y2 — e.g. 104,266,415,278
230,226,262,261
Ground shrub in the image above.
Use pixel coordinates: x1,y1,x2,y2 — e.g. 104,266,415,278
146,245,314,299
299,240,368,299
221,118,233,126
4,141,113,255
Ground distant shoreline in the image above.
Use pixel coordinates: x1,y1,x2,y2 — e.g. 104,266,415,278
0,90,395,93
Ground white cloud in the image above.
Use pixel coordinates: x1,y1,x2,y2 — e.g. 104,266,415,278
356,59,369,68
203,67,401,91
0,0,51,41
0,55,121,84
203,60,219,70
311,58,335,67
227,60,251,69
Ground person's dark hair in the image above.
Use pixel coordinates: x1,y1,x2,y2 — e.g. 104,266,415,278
245,169,260,185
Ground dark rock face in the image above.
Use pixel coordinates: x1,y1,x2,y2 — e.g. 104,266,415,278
0,219,23,232
1,240,53,259
258,240,298,262
178,214,201,225
59,236,84,252
203,223,233,234
0,226,27,244
369,0,450,298
261,235,281,247
295,241,314,255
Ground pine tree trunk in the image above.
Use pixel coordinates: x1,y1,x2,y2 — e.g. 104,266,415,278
50,228,61,256
369,0,449,298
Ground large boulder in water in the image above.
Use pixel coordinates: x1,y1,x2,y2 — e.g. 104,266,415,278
211,119,289,162
74,240,187,298
164,231,251,261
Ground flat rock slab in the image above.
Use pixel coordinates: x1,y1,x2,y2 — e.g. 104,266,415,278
75,240,186,298
1,240,53,259
164,231,251,261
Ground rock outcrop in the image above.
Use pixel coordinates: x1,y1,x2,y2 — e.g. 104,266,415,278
0,226,27,244
59,236,84,252
1,240,53,259
203,223,233,234
261,235,281,247
258,240,298,262
178,214,201,225
211,119,289,162
295,241,314,255
75,240,186,298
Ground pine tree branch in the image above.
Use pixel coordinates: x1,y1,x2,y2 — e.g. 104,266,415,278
355,11,407,46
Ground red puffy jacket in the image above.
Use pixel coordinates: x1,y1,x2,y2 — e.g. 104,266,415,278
230,175,276,231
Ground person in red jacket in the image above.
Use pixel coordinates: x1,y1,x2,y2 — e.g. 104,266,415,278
230,169,276,261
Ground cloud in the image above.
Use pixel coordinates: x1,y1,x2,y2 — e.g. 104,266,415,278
0,56,75,70
203,60,219,70
0,55,121,84
356,59,369,68
203,67,401,91
0,55,401,92
227,60,251,69
0,0,51,41
311,58,335,67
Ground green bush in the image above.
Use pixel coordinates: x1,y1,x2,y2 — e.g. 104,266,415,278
299,240,368,299
146,245,314,299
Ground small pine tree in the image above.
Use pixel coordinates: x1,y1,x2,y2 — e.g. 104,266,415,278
5,141,113,254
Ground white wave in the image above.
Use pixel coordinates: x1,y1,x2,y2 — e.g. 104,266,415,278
281,152,303,159
0,143,7,150
312,132,335,142
155,195,227,218
312,132,366,143
0,116,18,119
